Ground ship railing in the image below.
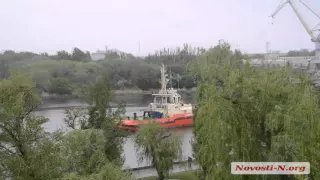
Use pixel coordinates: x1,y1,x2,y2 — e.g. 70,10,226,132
122,115,158,121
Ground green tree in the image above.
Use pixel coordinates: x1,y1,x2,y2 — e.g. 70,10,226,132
0,50,39,63
49,77,73,95
65,73,127,165
0,73,64,180
71,47,91,62
0,73,135,179
60,129,136,180
72,62,101,90
32,70,52,92
105,51,120,60
57,50,72,60
192,41,320,180
64,107,88,129
130,63,161,90
60,129,110,175
287,49,314,57
61,163,136,180
82,73,114,129
0,59,9,79
135,122,182,180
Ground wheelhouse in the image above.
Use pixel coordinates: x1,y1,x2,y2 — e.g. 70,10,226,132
142,110,163,119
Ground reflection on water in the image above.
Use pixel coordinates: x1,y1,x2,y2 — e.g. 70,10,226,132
122,127,193,168
34,93,195,168
35,106,148,133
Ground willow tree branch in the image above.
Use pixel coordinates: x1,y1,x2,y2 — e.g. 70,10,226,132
220,95,250,104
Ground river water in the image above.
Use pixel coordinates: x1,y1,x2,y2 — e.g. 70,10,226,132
34,93,196,169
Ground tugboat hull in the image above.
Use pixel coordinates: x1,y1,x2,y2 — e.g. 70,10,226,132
118,64,194,132
118,113,193,132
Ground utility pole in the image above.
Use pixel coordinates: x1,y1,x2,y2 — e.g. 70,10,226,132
265,41,270,60
266,42,269,54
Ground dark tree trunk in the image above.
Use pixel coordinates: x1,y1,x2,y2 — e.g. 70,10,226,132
158,173,165,180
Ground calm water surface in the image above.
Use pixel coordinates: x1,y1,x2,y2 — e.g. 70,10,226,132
34,93,196,168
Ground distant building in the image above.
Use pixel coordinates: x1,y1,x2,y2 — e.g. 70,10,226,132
91,50,105,61
247,52,287,60
242,58,262,67
245,50,318,68
91,48,126,61
244,50,319,69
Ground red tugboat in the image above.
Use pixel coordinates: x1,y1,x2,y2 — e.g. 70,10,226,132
119,111,193,132
118,64,194,132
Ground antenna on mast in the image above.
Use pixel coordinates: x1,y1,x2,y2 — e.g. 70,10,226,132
169,67,173,89
160,64,168,94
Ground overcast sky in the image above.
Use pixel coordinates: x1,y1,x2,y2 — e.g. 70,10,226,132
0,0,319,55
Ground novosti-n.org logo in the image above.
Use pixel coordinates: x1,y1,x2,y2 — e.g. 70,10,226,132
231,162,310,175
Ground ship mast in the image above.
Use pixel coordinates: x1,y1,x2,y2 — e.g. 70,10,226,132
169,68,173,89
159,64,169,94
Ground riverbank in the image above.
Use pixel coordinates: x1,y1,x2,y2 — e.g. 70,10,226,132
114,88,197,95
132,162,198,179
139,170,197,180
40,88,197,100
40,90,152,100
114,89,153,95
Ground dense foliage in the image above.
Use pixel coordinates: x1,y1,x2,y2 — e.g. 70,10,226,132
1,45,310,95
64,73,128,164
0,45,202,95
0,73,61,179
287,49,315,57
192,42,320,180
135,122,182,180
0,73,135,180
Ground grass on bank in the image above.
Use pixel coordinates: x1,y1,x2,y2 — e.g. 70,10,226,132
140,170,197,180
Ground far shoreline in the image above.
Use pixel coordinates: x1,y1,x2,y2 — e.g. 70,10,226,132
40,88,197,100
37,88,197,110
113,88,196,95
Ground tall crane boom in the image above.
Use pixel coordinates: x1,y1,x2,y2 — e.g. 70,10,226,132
271,0,320,57
289,1,318,42
271,0,319,42
271,1,289,18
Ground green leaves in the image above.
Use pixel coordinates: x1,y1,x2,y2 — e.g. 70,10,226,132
0,73,40,119
61,163,136,180
64,107,88,129
60,129,108,175
135,122,182,180
0,73,66,180
83,73,113,107
64,73,127,166
48,77,73,95
192,41,320,179
0,73,133,180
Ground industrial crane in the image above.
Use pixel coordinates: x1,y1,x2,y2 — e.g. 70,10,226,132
270,0,320,57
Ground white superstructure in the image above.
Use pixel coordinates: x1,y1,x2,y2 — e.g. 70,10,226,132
149,64,193,117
